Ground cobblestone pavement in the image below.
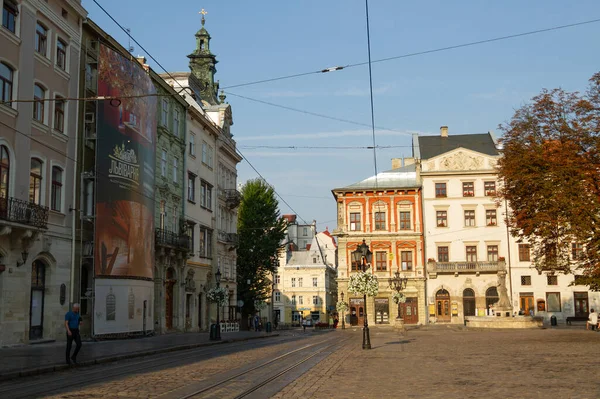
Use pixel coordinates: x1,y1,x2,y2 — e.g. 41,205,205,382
274,326,600,399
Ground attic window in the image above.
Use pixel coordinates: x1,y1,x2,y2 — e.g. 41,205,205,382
62,8,68,18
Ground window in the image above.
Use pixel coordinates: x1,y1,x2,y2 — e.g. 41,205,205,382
291,295,296,305
437,246,449,262
464,210,475,227
436,211,447,227
313,257,318,264
547,275,558,286
349,212,361,231
189,134,195,156
521,276,531,286
202,142,208,164
2,1,17,33
303,227,308,236
29,158,43,205
173,109,180,136
399,211,411,230
401,251,412,271
200,180,212,209
313,296,319,305
546,292,561,312
312,277,317,287
466,246,477,262
54,96,65,132
160,150,167,177
33,84,45,122
51,166,62,211
484,181,496,196
161,99,168,125
0,145,9,202
187,173,196,202
291,278,296,288
298,277,303,287
518,244,531,261
56,39,67,70
487,245,498,262
486,210,497,226
198,227,213,258
35,23,47,56
275,274,280,284
298,296,303,305
172,206,178,232
374,211,385,230
274,291,281,302
375,251,387,271
486,287,499,308
0,62,13,105
159,201,166,229
435,183,447,198
172,158,178,183
572,243,583,260
187,224,194,253
207,145,213,167
462,182,474,197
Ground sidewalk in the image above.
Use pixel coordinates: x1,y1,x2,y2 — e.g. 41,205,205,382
0,330,281,381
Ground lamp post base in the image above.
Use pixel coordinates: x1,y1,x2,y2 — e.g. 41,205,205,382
362,325,371,349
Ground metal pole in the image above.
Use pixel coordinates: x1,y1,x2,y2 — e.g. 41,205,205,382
216,281,221,340
362,259,371,350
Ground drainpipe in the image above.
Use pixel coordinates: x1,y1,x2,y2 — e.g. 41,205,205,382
504,197,514,310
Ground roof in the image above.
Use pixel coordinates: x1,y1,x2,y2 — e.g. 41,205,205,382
334,164,419,191
417,133,499,160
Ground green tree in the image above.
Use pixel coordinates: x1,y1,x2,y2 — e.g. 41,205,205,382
236,179,286,322
497,72,600,288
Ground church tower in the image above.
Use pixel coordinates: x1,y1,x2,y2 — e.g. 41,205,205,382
188,9,220,105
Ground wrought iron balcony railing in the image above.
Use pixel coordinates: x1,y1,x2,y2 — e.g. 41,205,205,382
155,228,191,252
0,197,49,229
225,189,241,209
217,230,239,245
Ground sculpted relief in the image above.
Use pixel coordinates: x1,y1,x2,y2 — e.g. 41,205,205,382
437,151,485,171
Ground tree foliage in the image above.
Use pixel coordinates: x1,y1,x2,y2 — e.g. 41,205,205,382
236,179,286,317
497,72,600,288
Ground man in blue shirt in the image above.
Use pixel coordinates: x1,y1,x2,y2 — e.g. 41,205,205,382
65,303,82,365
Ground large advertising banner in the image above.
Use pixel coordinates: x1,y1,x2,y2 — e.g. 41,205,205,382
94,44,156,334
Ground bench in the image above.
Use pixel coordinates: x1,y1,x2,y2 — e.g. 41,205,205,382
566,316,588,325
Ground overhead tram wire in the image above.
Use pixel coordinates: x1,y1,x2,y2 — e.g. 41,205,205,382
220,17,600,90
90,0,313,226
364,0,378,184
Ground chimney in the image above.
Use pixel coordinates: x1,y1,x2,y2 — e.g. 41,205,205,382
440,126,448,137
391,158,403,169
403,157,415,166
135,56,146,65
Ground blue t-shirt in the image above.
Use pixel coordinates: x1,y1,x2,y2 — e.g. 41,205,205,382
65,311,81,329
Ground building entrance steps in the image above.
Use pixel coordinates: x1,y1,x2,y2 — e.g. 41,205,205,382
0,330,280,381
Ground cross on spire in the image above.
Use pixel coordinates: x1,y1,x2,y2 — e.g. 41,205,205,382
199,8,207,26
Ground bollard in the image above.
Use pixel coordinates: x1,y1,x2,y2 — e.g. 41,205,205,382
550,315,557,327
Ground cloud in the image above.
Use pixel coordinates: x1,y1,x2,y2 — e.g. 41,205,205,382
237,128,421,142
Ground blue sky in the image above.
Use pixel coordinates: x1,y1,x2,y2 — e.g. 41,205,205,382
83,0,600,231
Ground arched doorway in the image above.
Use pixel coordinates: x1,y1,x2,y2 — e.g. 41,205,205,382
29,260,46,340
463,288,476,317
436,289,451,322
165,268,175,330
486,287,499,310
349,298,364,326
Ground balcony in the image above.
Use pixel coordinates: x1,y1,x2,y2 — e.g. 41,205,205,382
0,197,49,229
217,230,239,245
155,228,192,252
427,260,505,278
225,189,241,209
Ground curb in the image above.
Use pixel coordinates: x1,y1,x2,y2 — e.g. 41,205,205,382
0,333,280,382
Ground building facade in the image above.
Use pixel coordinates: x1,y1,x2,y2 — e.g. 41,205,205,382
0,0,86,345
332,162,426,326
274,230,338,325
282,214,316,251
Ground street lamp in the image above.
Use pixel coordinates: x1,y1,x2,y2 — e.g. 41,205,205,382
215,268,222,341
388,271,408,319
340,292,346,330
352,239,373,350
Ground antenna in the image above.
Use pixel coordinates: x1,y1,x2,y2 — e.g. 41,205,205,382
126,28,134,53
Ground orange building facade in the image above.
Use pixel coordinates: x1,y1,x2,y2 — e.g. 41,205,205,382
332,160,427,326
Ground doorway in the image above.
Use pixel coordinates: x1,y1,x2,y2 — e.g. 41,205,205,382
198,294,203,330
574,292,589,317
375,298,389,324
436,289,451,322
463,288,476,317
29,260,46,340
350,298,364,326
165,268,175,330
399,297,419,324
520,293,534,315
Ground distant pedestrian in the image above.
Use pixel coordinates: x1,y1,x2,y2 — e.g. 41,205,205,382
587,309,598,331
65,303,82,365
254,314,260,331
302,318,307,332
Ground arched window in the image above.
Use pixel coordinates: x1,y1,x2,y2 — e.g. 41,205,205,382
463,288,476,317
29,158,43,204
0,145,10,201
463,288,475,297
51,166,62,211
33,84,45,122
486,287,499,308
0,63,14,104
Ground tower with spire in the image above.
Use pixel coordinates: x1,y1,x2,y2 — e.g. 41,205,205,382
188,9,220,105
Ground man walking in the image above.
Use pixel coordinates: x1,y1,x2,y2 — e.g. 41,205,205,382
587,308,598,331
65,303,82,365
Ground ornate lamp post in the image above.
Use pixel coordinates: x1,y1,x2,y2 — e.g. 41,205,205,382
340,292,346,330
215,268,222,341
388,271,408,319
352,240,373,350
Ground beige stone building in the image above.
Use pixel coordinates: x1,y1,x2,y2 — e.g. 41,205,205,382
274,230,338,325
0,0,87,344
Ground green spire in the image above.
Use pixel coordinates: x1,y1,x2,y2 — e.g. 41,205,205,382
188,9,219,105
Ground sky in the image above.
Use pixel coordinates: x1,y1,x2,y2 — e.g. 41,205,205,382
83,0,600,232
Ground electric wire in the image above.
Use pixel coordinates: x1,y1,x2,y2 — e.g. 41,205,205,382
364,0,379,185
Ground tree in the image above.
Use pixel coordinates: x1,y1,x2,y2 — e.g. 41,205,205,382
236,179,286,323
497,72,600,289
